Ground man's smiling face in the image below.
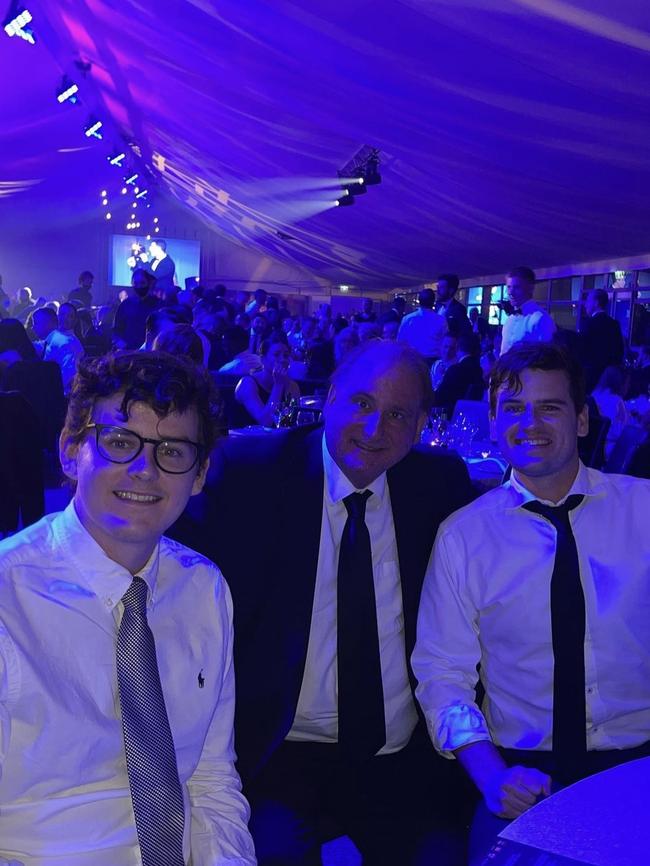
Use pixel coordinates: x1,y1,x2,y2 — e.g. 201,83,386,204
323,352,427,489
491,367,588,496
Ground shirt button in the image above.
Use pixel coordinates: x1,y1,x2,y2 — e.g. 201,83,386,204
106,598,113,607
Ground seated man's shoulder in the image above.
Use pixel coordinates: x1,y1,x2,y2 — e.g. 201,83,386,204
437,481,512,534
160,535,225,585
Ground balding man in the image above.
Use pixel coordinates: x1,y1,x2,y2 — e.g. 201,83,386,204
171,340,474,866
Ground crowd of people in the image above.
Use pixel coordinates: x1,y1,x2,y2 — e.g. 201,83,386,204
0,260,649,866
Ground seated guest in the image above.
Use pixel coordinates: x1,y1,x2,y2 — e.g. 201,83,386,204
591,365,629,458
0,317,37,371
381,319,400,340
235,336,300,426
628,344,650,399
248,313,270,355
333,325,359,368
430,334,458,390
113,268,161,350
170,340,475,866
30,305,83,395
153,322,206,366
433,332,483,416
0,351,256,864
142,305,192,350
218,325,262,377
413,342,650,865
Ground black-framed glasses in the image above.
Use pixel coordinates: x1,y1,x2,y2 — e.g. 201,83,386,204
86,423,202,475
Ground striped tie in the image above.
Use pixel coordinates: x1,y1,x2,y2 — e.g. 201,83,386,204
117,576,186,865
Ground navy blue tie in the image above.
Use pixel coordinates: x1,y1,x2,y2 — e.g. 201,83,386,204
117,576,186,865
337,491,386,761
523,495,586,785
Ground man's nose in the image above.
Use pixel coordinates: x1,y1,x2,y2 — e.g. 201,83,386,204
363,411,385,438
127,444,160,477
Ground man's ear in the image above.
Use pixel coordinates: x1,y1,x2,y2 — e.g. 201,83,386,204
577,404,589,439
191,456,210,496
59,433,79,481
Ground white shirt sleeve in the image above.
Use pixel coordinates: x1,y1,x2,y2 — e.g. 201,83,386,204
412,527,492,758
188,579,257,866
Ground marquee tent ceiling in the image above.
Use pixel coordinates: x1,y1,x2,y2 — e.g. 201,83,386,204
2,0,650,290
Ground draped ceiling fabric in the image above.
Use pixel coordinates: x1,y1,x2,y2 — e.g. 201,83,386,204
2,0,650,290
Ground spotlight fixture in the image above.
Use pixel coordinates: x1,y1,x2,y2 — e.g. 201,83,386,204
84,118,103,139
125,173,138,185
135,188,148,199
3,7,35,43
56,77,79,105
105,212,111,220
335,190,354,207
362,150,381,186
108,151,126,166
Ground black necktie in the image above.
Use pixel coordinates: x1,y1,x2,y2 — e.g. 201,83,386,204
117,577,186,865
337,491,386,761
523,494,586,785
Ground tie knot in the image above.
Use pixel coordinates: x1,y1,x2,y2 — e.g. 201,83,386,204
121,576,149,614
343,490,372,521
523,494,584,527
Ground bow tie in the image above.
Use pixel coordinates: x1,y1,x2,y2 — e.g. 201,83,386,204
510,308,523,316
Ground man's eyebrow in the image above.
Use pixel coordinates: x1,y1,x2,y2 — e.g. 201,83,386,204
499,396,569,405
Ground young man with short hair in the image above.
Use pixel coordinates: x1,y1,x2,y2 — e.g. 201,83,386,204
413,342,650,863
0,351,256,865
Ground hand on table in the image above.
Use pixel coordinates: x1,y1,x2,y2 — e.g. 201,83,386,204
483,764,551,819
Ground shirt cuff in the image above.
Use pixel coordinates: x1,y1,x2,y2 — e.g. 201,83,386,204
426,702,492,758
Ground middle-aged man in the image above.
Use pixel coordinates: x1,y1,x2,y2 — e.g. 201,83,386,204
397,287,448,363
435,274,472,337
171,339,475,866
0,351,256,866
579,288,625,392
413,342,650,865
68,270,94,308
500,266,556,354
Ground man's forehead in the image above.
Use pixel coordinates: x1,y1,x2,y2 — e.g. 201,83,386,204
496,368,571,403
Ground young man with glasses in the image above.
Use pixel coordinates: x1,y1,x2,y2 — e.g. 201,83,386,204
0,351,256,865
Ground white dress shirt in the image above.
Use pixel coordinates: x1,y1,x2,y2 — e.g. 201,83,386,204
287,437,418,753
500,299,556,354
397,308,448,358
40,328,84,393
0,502,256,866
413,463,650,759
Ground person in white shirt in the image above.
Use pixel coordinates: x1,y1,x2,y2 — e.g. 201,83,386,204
500,266,556,354
31,305,84,394
0,350,256,866
413,342,650,865
397,287,448,362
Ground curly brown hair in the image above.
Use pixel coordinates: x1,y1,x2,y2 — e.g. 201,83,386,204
62,350,222,465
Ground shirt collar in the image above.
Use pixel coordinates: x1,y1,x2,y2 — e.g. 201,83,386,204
51,500,160,611
508,460,603,507
322,434,387,507
519,299,540,314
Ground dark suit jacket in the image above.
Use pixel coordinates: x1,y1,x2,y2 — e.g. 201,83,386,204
433,354,484,416
440,298,471,337
169,426,473,782
579,312,625,391
147,255,176,292
0,391,45,533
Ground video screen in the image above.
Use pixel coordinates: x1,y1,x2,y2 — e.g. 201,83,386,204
109,235,201,288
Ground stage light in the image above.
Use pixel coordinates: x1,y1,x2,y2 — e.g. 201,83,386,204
339,285,350,292
56,78,79,105
125,173,138,185
363,152,381,185
105,212,111,220
154,226,160,233
347,177,366,196
153,217,159,223
135,189,148,199
335,190,354,207
102,198,108,205
4,8,35,43
134,187,139,194
130,213,135,219
146,234,151,240
100,189,107,197
84,119,103,139
108,151,126,166
132,202,137,208
121,187,127,194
